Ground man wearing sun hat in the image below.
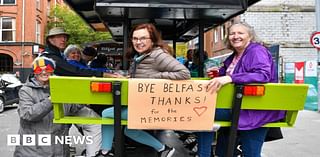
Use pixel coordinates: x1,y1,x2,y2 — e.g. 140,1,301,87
42,27,119,78
41,27,122,157
14,56,84,157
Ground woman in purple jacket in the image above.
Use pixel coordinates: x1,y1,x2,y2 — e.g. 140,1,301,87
199,22,285,157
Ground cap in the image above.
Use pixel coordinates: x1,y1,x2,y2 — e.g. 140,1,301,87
32,56,56,74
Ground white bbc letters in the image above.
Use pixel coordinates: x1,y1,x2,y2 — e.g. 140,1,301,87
22,135,36,146
38,134,51,146
7,134,20,146
7,134,93,146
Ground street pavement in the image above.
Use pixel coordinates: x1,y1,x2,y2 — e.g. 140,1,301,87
1,107,320,157
262,110,320,157
0,106,19,157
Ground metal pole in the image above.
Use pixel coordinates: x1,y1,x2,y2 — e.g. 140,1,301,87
123,9,129,70
316,0,320,112
173,20,177,58
113,81,124,157
225,85,243,157
21,0,25,81
316,0,320,31
198,21,205,77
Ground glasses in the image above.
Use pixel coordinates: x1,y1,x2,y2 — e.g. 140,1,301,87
34,65,54,75
131,37,150,43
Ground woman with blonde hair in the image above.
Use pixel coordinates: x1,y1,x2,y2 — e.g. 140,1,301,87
201,21,284,157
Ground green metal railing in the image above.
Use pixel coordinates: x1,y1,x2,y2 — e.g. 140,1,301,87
50,76,308,157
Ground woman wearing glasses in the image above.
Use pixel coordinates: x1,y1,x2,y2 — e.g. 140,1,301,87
126,24,190,79
98,23,190,157
14,57,84,157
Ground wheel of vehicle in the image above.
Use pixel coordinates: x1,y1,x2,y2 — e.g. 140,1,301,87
0,97,4,113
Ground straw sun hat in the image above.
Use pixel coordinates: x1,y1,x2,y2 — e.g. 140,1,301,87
46,27,70,39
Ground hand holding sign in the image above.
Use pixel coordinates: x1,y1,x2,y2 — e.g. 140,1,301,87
128,79,217,131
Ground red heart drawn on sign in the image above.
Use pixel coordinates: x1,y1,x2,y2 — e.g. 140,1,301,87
193,106,207,116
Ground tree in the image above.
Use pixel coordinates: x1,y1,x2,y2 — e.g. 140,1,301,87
47,5,111,46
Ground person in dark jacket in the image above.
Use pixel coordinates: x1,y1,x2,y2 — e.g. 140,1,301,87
184,49,194,70
82,46,98,65
201,21,284,157
42,27,122,156
42,27,119,78
90,53,109,70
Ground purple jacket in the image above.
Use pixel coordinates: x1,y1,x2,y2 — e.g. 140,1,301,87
220,42,285,130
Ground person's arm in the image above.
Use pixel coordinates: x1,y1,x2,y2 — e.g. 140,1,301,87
206,46,273,93
67,60,91,70
206,76,232,94
66,59,122,78
17,86,53,122
231,46,273,84
44,53,104,77
153,50,191,80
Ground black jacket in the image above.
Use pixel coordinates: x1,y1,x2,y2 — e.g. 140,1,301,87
42,44,103,77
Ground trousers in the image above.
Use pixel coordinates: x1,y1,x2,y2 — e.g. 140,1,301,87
74,106,102,156
215,127,268,157
101,107,163,151
197,109,231,157
197,109,269,157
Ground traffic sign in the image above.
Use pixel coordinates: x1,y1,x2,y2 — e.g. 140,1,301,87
310,32,320,49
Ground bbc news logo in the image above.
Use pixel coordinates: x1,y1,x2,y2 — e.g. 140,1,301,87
7,134,93,146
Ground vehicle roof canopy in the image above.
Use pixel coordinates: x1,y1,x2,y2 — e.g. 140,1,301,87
64,0,260,42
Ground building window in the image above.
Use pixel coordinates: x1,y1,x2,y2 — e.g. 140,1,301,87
1,0,15,5
36,0,40,10
47,1,51,16
36,21,41,43
0,17,16,42
214,29,218,43
220,25,225,41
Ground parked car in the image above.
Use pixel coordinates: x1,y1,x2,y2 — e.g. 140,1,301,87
0,73,22,113
304,84,318,111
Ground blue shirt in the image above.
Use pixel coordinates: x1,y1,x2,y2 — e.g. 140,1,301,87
67,60,112,73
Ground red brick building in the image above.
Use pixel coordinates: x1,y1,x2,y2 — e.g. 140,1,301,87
0,0,62,82
0,0,236,81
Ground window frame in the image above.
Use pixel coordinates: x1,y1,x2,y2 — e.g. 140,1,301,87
220,25,225,41
35,20,41,43
0,17,16,42
1,0,16,5
36,0,40,10
214,29,218,43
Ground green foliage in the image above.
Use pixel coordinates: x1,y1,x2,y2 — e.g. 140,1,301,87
47,5,111,46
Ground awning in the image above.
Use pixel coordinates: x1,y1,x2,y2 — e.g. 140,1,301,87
64,0,260,41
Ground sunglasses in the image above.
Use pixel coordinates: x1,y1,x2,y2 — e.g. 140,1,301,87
33,64,54,75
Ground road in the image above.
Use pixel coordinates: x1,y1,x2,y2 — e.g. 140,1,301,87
0,106,86,157
1,107,320,157
0,106,19,157
262,110,320,157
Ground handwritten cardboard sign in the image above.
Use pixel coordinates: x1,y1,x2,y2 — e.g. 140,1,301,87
128,79,217,131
